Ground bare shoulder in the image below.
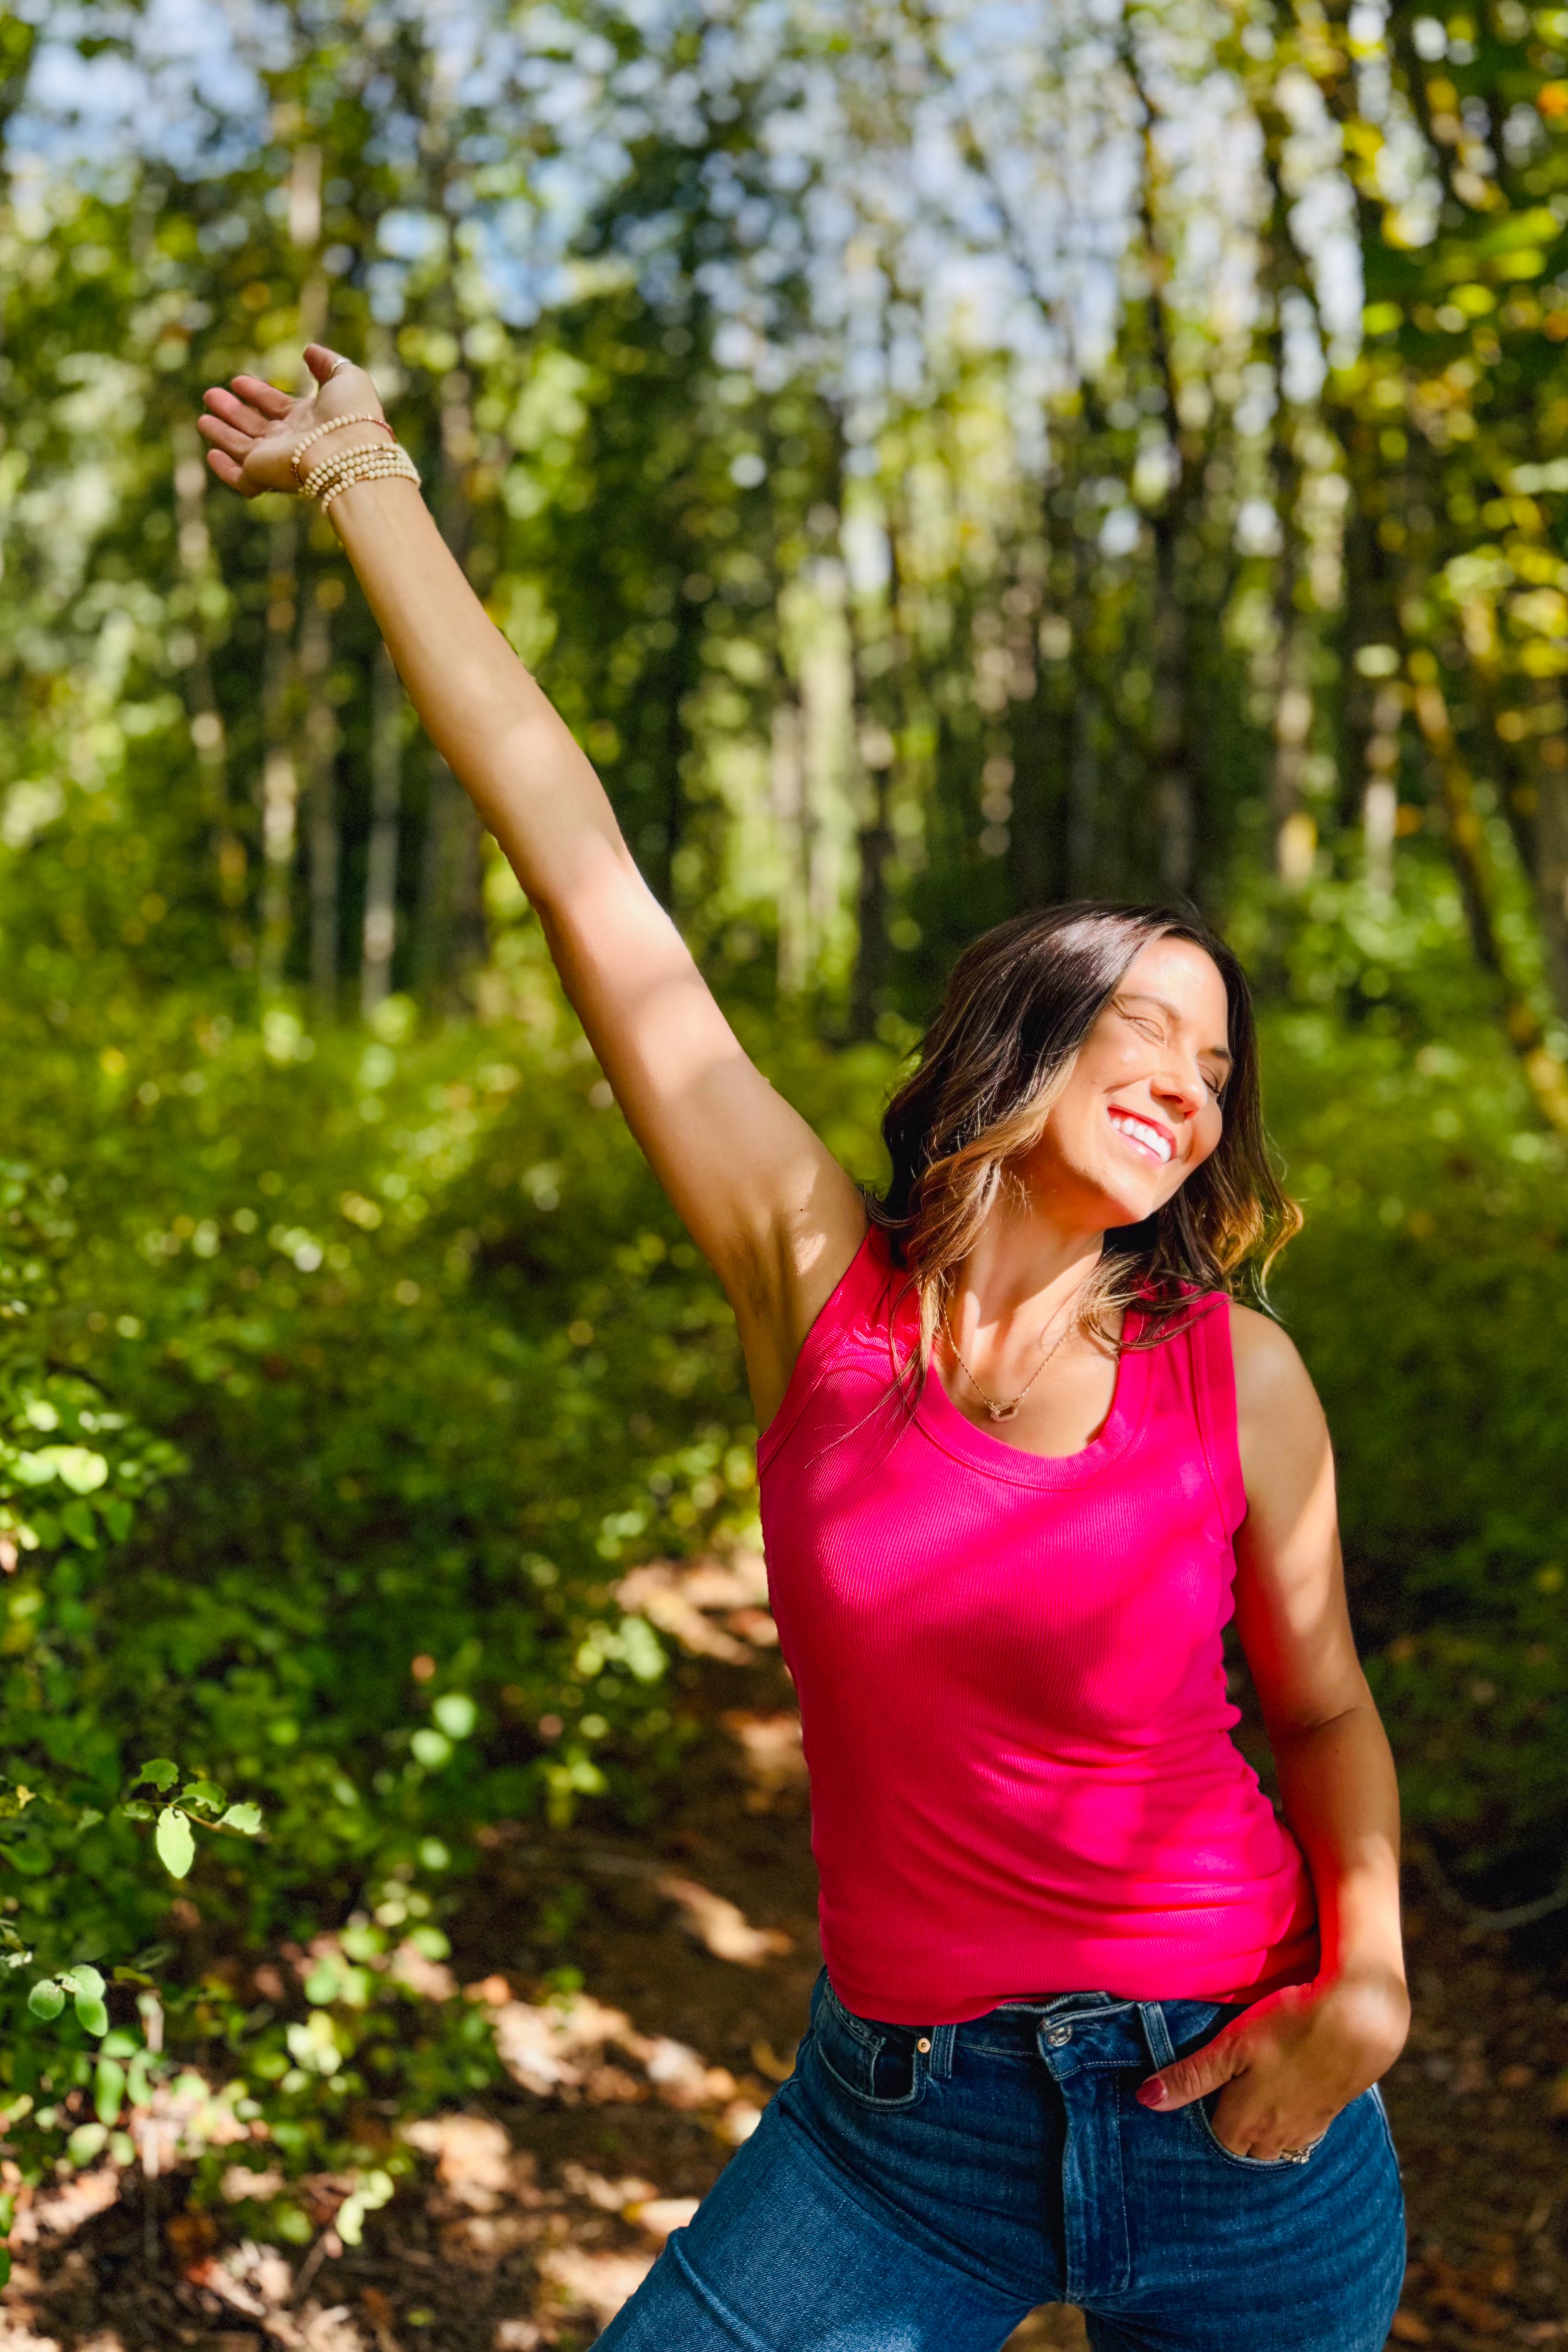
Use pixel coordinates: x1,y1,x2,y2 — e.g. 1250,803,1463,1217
1228,1301,1317,1404
1227,1303,1331,1503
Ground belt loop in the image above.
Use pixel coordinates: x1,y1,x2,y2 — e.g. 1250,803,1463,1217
927,2022,956,2080
1139,2001,1175,2072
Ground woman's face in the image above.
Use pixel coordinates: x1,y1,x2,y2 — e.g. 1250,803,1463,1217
1020,935,1231,1231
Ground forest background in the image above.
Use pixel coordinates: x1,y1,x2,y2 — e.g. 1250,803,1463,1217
1,0,1568,2270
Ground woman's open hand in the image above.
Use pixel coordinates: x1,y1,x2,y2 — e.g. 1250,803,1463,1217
198,343,386,498
1135,1966,1410,2159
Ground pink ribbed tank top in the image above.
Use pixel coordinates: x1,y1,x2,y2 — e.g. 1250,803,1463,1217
757,1228,1319,2026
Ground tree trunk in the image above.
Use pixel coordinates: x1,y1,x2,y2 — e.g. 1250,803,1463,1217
1533,755,1568,1023
415,374,487,997
848,487,904,1041
258,508,299,993
300,586,338,1017
361,644,404,1015
771,702,808,995
173,439,248,961
1410,664,1568,1133
1126,46,1200,900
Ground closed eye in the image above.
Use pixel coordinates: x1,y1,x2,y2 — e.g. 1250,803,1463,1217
1120,1008,1164,1043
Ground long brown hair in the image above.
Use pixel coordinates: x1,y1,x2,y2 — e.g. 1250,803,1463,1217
868,902,1301,1372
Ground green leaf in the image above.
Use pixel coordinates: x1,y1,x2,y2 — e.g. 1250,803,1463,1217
65,1964,104,1999
154,1808,195,1879
93,2056,125,2126
73,1994,109,2038
0,2251,12,2291
66,2121,107,2165
432,1692,476,1739
218,1801,262,1836
26,1980,63,2021
120,1801,151,1821
135,1760,179,1793
58,1500,96,1548
180,1780,225,1811
52,1448,108,1496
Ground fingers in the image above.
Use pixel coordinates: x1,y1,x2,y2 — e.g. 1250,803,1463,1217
304,343,344,382
202,386,272,438
196,413,255,464
204,447,249,495
1137,2034,1244,2112
230,373,294,418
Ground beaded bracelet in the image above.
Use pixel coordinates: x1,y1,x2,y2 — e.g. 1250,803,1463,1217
301,441,392,499
317,446,422,513
290,413,395,488
300,439,419,501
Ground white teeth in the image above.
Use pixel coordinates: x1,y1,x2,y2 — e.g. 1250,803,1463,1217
1109,1111,1172,1165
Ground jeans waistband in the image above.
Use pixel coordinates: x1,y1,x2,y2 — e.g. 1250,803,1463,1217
994,1990,1135,2016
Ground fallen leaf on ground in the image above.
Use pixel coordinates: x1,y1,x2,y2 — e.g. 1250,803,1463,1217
630,2197,700,2240
657,1874,793,1965
560,2164,657,2213
538,2246,655,2324
721,1711,807,1797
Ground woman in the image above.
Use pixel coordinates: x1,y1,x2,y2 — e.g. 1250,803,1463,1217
200,347,1409,2350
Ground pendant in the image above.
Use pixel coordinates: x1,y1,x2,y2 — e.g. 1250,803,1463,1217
988,1402,1020,1423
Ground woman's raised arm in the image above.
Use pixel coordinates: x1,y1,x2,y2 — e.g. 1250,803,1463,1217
199,344,865,1424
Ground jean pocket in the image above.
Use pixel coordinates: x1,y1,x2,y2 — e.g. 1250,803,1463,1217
810,1977,928,2111
1190,2091,1330,2171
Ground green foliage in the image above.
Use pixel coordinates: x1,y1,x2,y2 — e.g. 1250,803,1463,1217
4,0,1568,2251
1246,856,1568,1880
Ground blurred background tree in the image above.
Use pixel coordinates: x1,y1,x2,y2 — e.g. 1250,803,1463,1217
2,0,1568,2212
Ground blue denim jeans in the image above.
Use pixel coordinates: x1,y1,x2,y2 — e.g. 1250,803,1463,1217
599,1973,1406,2350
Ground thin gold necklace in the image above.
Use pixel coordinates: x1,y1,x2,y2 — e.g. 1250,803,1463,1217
942,1287,1088,1424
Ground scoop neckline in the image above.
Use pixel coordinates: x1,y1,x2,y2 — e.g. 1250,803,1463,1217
915,1307,1150,1489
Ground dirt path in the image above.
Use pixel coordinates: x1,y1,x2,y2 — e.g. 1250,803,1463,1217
8,1618,1568,2351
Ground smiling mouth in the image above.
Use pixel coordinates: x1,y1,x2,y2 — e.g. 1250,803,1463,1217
1108,1108,1174,1167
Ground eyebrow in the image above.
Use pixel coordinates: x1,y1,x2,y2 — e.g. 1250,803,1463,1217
1115,991,1234,1068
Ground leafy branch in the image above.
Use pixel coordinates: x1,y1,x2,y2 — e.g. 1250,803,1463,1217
120,1758,264,1880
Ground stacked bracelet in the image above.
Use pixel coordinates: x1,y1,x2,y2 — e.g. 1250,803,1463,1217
318,446,421,512
302,442,421,511
301,441,389,497
289,413,395,488
320,448,420,512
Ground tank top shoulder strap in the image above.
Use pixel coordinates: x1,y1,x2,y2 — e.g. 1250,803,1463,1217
756,1224,909,1471
1181,1292,1248,1537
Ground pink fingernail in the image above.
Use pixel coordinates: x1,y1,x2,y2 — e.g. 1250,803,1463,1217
1136,2081,1168,2109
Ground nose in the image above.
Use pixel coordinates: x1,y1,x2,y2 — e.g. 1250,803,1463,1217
1149,1057,1207,1122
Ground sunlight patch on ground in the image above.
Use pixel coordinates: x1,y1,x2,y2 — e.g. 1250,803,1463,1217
490,1987,764,2140
721,1707,808,1807
658,1873,793,1964
615,1552,776,1664
537,2245,656,2327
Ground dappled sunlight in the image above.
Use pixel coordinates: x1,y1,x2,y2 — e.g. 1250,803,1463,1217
721,1708,809,1809
490,1988,764,2142
615,1553,777,1665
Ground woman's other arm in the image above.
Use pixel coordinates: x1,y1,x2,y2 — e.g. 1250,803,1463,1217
200,348,865,1424
1134,1305,1409,2155
1229,1306,1407,2028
